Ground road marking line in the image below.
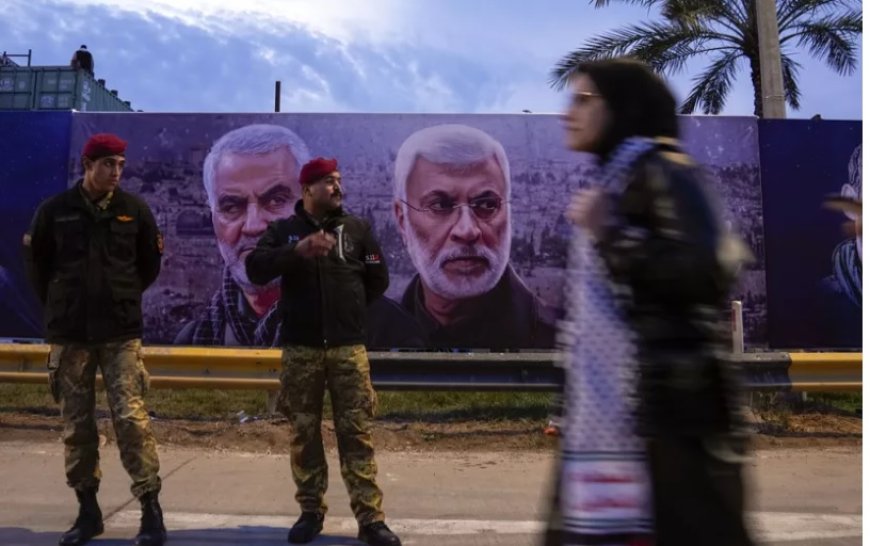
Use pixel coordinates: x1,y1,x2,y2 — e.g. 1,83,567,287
106,510,862,541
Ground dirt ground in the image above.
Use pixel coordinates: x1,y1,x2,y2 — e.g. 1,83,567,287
0,409,861,453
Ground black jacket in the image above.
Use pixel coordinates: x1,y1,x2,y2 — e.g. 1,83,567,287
24,182,162,344
597,145,748,436
245,200,389,348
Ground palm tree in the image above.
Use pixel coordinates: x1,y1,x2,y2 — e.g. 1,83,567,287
552,0,862,117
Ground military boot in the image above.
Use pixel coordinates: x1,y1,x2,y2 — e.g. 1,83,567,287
133,492,167,546
59,488,103,546
358,521,402,546
287,512,324,543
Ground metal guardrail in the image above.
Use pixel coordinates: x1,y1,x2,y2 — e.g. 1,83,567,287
0,344,861,392
786,352,863,392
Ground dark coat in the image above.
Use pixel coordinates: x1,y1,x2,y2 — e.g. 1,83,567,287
24,182,162,343
245,200,389,348
596,145,746,436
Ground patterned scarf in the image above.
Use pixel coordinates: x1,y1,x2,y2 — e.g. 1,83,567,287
832,239,862,308
191,267,282,347
558,137,658,541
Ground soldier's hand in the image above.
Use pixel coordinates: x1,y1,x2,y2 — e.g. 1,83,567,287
295,230,337,258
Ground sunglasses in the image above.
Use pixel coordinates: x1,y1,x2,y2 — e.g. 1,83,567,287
570,91,603,107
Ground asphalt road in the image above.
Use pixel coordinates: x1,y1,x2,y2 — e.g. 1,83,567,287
0,442,861,546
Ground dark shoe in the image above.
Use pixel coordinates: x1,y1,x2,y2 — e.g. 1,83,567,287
59,488,104,546
358,521,401,546
287,512,324,544
133,492,167,546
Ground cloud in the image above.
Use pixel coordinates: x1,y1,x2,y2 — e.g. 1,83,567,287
2,0,861,118
5,0,549,114
55,0,411,44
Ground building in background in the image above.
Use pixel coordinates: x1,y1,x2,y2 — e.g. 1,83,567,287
0,48,133,112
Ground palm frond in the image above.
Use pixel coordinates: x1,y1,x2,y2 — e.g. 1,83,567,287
591,0,663,8
680,50,740,114
780,53,803,110
550,23,661,87
661,0,718,25
551,21,735,87
786,12,862,74
778,0,856,31
632,32,739,75
555,0,862,114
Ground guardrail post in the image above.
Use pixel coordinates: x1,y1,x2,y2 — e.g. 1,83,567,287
266,389,280,416
731,300,744,355
731,300,758,421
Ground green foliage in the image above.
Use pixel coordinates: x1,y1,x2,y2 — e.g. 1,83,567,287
553,0,861,116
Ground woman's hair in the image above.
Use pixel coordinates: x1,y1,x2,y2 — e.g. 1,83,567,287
571,58,679,158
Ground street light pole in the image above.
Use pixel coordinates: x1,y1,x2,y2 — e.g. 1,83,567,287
756,0,786,118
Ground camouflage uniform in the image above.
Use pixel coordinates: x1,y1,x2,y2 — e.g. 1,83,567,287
246,188,399,543
27,136,167,545
25,178,165,499
277,344,384,525
47,339,161,498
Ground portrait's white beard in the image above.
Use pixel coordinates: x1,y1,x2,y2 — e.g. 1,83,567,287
405,225,511,300
218,236,280,294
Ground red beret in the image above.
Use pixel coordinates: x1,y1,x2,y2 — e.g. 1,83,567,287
82,133,127,160
299,157,339,186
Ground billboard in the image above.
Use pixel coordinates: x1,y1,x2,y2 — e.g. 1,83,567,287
57,113,767,349
759,119,862,349
0,111,72,340
7,111,862,351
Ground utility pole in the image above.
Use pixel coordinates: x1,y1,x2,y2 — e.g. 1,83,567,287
756,0,786,118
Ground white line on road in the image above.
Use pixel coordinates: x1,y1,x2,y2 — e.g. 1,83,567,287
107,510,862,542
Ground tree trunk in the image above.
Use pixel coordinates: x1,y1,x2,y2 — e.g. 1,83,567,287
749,52,764,118
746,0,764,117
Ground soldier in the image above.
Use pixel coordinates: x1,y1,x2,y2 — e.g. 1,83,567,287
23,133,167,546
246,157,401,546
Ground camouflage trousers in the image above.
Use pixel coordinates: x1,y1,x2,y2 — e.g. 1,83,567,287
277,344,385,526
47,339,161,499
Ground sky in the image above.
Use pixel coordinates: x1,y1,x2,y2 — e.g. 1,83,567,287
2,0,863,119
